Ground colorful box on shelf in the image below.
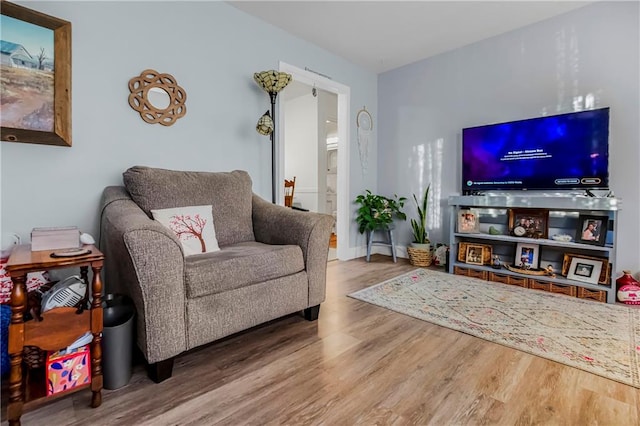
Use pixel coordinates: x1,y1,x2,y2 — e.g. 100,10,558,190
0,253,49,304
46,344,91,396
31,226,80,252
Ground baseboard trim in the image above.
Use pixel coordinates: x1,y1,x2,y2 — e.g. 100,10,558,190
341,244,409,261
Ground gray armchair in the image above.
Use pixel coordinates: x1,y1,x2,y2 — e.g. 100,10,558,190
100,166,334,382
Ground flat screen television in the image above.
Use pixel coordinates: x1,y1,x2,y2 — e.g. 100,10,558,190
462,107,610,193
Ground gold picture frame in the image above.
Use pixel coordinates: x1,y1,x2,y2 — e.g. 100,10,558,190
457,242,492,265
1,1,72,147
465,244,485,265
508,208,549,239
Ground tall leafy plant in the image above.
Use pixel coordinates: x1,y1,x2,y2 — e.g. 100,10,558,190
355,190,406,234
410,184,430,244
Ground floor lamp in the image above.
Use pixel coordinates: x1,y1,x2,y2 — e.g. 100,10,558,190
254,70,292,203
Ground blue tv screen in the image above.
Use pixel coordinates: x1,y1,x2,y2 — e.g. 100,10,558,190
462,107,610,193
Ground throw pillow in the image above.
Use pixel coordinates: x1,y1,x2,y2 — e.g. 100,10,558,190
151,205,220,256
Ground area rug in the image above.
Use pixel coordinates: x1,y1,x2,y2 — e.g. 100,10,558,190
349,268,640,388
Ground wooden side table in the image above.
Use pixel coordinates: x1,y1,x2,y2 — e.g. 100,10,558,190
5,244,104,426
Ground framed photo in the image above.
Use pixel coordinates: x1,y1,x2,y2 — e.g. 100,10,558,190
508,208,549,239
465,244,485,265
567,257,603,285
576,214,608,246
1,1,72,147
561,253,610,285
514,242,540,269
457,242,492,265
457,209,480,234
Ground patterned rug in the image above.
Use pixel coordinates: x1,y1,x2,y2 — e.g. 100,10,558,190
349,268,640,388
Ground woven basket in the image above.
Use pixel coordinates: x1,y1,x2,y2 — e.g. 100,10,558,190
407,246,432,267
24,345,46,369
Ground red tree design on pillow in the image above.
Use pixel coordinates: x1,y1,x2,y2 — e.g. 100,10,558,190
169,214,207,252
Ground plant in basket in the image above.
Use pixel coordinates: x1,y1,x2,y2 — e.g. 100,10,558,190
410,184,431,250
354,190,406,234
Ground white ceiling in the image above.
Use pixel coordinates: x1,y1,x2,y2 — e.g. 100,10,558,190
229,1,592,74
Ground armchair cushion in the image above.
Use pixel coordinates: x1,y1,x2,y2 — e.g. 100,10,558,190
123,166,254,246
185,241,304,298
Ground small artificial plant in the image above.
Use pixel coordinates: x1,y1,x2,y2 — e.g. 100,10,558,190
410,184,431,244
354,190,406,234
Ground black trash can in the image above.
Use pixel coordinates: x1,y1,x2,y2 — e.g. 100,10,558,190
102,294,135,390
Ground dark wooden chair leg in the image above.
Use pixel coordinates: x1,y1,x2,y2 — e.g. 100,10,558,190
147,357,174,383
303,305,320,321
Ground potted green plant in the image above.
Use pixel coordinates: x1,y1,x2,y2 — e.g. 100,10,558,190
354,190,406,234
410,184,431,250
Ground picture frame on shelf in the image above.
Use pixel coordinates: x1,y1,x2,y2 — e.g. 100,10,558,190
0,1,72,147
561,253,610,285
457,209,480,233
576,214,608,246
567,257,603,285
465,244,485,265
508,208,549,239
514,242,540,269
457,242,492,265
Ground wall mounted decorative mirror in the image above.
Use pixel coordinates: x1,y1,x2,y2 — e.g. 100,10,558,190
128,69,186,126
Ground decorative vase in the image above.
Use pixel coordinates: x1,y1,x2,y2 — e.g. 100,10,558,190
616,270,640,305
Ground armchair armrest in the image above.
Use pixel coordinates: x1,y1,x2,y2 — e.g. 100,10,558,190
252,195,335,306
100,186,187,363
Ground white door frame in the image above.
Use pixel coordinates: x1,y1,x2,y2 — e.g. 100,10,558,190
278,62,351,260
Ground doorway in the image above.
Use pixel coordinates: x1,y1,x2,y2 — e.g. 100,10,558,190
281,82,338,258
277,62,350,261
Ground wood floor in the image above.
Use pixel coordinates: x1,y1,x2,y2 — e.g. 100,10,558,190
3,255,640,425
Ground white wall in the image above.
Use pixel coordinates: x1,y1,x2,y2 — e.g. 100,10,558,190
378,1,640,273
283,88,338,214
316,90,336,215
284,93,318,211
1,1,378,253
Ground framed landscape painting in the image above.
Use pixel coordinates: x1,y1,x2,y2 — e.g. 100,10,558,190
0,1,71,147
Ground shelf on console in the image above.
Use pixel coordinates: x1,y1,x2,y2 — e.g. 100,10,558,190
449,194,620,304
448,194,621,211
452,262,612,291
452,232,613,252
